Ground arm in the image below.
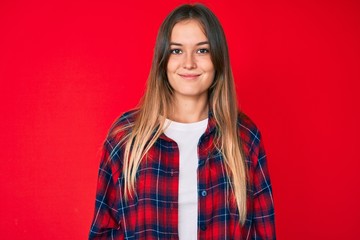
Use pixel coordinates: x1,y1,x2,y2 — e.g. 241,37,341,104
89,139,124,240
251,129,276,239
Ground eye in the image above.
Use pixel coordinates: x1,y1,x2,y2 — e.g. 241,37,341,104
197,48,210,54
170,49,182,54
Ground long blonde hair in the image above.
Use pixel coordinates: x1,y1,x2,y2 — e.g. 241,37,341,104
112,4,247,224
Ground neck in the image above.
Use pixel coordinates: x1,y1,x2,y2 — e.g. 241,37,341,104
169,95,209,123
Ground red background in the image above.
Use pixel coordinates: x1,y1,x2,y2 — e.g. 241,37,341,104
1,0,359,239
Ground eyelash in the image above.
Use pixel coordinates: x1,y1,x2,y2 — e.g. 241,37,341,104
170,49,182,54
197,48,209,54
169,48,210,55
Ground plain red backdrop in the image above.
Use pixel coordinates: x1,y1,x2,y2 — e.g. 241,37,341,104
0,0,359,239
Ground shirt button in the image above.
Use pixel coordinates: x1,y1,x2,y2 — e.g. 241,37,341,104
201,190,207,197
200,224,207,231
170,169,174,176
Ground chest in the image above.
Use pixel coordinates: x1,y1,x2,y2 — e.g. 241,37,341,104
115,136,255,239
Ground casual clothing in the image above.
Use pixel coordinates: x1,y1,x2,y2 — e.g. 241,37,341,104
163,118,208,240
89,110,276,239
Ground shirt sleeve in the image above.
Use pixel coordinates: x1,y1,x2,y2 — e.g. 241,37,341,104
88,139,124,240
251,129,276,239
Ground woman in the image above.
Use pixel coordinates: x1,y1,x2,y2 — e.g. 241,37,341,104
89,4,275,239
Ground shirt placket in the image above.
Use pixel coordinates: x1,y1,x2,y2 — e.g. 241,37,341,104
162,138,180,239
197,134,212,239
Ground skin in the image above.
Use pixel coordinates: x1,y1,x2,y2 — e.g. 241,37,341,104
167,20,215,123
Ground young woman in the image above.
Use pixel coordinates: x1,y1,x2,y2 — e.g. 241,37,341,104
89,4,275,239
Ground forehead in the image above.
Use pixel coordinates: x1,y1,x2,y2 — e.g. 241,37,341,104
170,19,208,42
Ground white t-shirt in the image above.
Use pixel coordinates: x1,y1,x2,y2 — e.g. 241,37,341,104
164,118,208,240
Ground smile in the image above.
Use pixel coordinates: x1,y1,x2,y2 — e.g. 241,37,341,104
178,73,201,80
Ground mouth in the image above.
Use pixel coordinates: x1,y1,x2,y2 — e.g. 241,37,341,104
178,73,201,80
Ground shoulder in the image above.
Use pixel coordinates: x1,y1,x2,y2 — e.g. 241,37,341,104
111,109,139,130
106,109,139,144
237,111,263,152
100,109,139,167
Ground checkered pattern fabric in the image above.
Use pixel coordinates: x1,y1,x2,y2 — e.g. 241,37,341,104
89,110,275,239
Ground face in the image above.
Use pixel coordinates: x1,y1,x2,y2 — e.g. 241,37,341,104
167,20,215,102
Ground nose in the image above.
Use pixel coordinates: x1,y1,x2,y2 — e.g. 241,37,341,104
183,53,196,69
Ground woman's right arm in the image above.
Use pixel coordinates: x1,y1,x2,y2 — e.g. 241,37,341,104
88,139,124,240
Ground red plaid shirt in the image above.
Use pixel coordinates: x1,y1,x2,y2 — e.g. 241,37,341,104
89,110,276,239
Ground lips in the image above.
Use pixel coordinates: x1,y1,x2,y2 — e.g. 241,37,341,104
178,73,201,79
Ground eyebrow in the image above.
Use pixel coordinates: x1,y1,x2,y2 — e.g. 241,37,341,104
169,41,209,46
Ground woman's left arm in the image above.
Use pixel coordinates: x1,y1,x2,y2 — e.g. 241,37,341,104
250,129,276,239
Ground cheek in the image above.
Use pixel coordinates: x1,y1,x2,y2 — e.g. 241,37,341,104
205,65,215,79
208,72,215,86
206,65,215,84
167,58,178,73
199,58,215,72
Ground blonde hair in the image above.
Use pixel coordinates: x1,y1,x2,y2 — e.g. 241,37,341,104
111,4,247,224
